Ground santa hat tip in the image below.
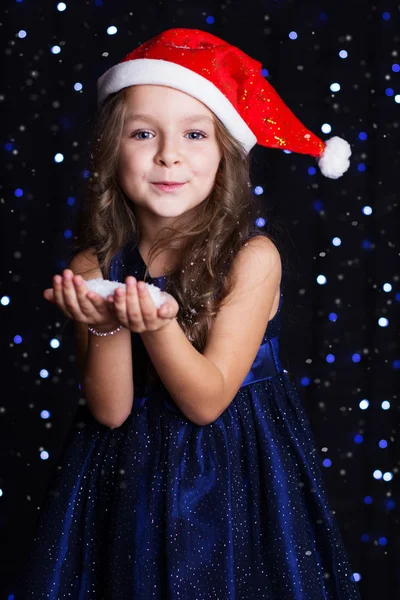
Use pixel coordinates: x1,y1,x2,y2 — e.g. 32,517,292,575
316,136,352,179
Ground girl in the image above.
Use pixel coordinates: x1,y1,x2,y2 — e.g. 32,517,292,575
17,28,358,599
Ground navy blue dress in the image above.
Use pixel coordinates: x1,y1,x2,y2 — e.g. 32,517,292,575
17,238,361,599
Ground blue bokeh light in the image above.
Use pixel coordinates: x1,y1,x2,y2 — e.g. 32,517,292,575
361,239,373,250
255,217,267,228
313,200,324,212
378,537,387,546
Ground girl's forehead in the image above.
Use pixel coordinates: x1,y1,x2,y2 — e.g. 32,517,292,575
123,86,215,125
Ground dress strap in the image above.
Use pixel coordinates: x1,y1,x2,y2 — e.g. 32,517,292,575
109,247,124,281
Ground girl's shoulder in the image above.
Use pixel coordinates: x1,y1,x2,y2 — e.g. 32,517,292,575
242,231,281,261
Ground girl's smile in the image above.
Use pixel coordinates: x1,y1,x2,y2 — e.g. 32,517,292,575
151,182,187,193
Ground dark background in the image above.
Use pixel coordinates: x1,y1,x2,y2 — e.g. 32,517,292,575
1,0,399,598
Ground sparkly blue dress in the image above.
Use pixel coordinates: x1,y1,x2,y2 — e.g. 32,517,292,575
17,238,361,599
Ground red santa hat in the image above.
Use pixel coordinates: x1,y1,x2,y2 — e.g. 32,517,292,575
97,28,351,179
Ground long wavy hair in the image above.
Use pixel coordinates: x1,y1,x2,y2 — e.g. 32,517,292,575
69,87,287,391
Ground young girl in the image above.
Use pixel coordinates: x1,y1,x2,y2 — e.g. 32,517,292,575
17,28,358,599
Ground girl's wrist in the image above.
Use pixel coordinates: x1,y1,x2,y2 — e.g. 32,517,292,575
87,320,122,334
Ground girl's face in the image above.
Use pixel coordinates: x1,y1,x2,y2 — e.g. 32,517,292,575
118,85,222,236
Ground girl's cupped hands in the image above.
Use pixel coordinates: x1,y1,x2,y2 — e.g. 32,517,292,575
43,269,120,330
107,276,179,333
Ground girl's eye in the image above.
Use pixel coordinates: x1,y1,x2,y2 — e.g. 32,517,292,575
130,130,207,141
186,130,207,140
131,130,153,140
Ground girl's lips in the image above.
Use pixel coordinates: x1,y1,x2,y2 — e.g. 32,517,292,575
151,182,186,193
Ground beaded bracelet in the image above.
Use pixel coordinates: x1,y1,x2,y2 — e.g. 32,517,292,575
87,324,124,337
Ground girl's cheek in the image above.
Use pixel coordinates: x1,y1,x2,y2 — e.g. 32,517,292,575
119,155,142,178
191,151,218,170
117,155,130,176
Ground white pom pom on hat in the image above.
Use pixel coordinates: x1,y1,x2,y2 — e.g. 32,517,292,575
316,136,352,179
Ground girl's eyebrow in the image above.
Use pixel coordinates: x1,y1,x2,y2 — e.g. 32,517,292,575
124,113,214,125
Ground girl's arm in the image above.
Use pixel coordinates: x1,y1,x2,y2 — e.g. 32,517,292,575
140,236,282,427
82,326,134,429
141,319,223,426
69,249,134,429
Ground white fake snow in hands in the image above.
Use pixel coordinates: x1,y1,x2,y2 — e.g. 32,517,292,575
85,278,168,308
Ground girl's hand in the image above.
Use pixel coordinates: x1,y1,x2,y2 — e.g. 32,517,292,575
107,276,179,333
43,269,121,329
